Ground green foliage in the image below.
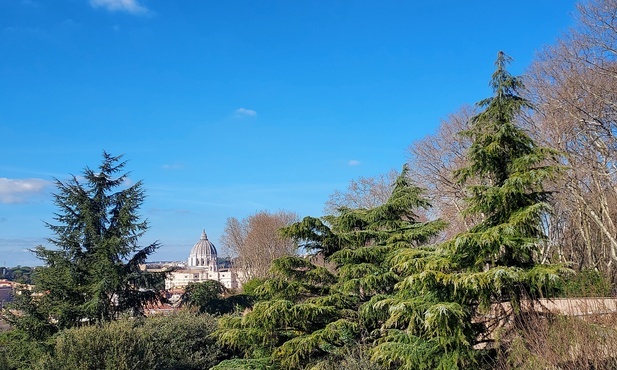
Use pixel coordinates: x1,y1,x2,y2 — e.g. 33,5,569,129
558,268,613,298
6,152,167,336
32,311,221,370
181,280,253,315
36,319,158,370
181,280,227,314
0,351,6,370
368,52,571,369
3,289,56,340
216,166,446,369
211,357,279,370
279,216,340,258
312,345,388,370
241,277,268,297
0,329,52,370
0,266,35,284
142,311,221,369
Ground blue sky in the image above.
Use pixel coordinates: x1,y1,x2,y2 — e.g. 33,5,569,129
1,0,577,266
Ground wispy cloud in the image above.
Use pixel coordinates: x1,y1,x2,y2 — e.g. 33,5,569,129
348,160,361,166
89,0,149,14
0,178,50,204
121,176,135,187
233,107,257,118
162,163,184,170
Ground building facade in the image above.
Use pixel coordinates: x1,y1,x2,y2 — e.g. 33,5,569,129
0,280,15,309
164,230,242,291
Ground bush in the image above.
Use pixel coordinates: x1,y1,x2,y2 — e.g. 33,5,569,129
210,358,279,370
35,319,157,370
317,346,387,370
241,278,267,297
144,311,221,369
0,329,52,370
34,311,221,370
559,269,613,298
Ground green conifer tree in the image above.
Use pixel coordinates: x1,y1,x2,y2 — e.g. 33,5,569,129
7,152,166,336
370,52,570,369
216,167,445,369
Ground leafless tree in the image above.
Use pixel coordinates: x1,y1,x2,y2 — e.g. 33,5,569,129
524,0,617,277
220,210,299,282
324,169,399,215
407,105,476,240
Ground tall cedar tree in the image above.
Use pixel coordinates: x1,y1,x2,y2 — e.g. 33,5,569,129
369,52,570,369
215,166,445,369
7,152,166,337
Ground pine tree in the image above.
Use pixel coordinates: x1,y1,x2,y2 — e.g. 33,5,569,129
215,166,445,369
370,52,570,369
8,152,166,335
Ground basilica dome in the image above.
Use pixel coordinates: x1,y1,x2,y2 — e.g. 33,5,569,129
188,230,218,269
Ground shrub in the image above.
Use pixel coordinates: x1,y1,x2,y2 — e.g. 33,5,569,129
34,311,221,370
144,311,221,369
559,269,613,298
210,358,279,370
0,329,52,370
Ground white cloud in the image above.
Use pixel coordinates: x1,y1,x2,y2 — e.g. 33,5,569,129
348,160,361,166
162,163,184,170
233,108,257,117
121,176,135,187
89,0,149,14
0,178,50,204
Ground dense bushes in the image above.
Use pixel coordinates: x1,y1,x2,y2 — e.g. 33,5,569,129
559,269,613,298
211,358,279,370
210,346,382,370
0,311,221,370
0,329,52,370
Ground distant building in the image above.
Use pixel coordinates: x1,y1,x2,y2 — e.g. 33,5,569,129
0,280,15,309
164,230,243,291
